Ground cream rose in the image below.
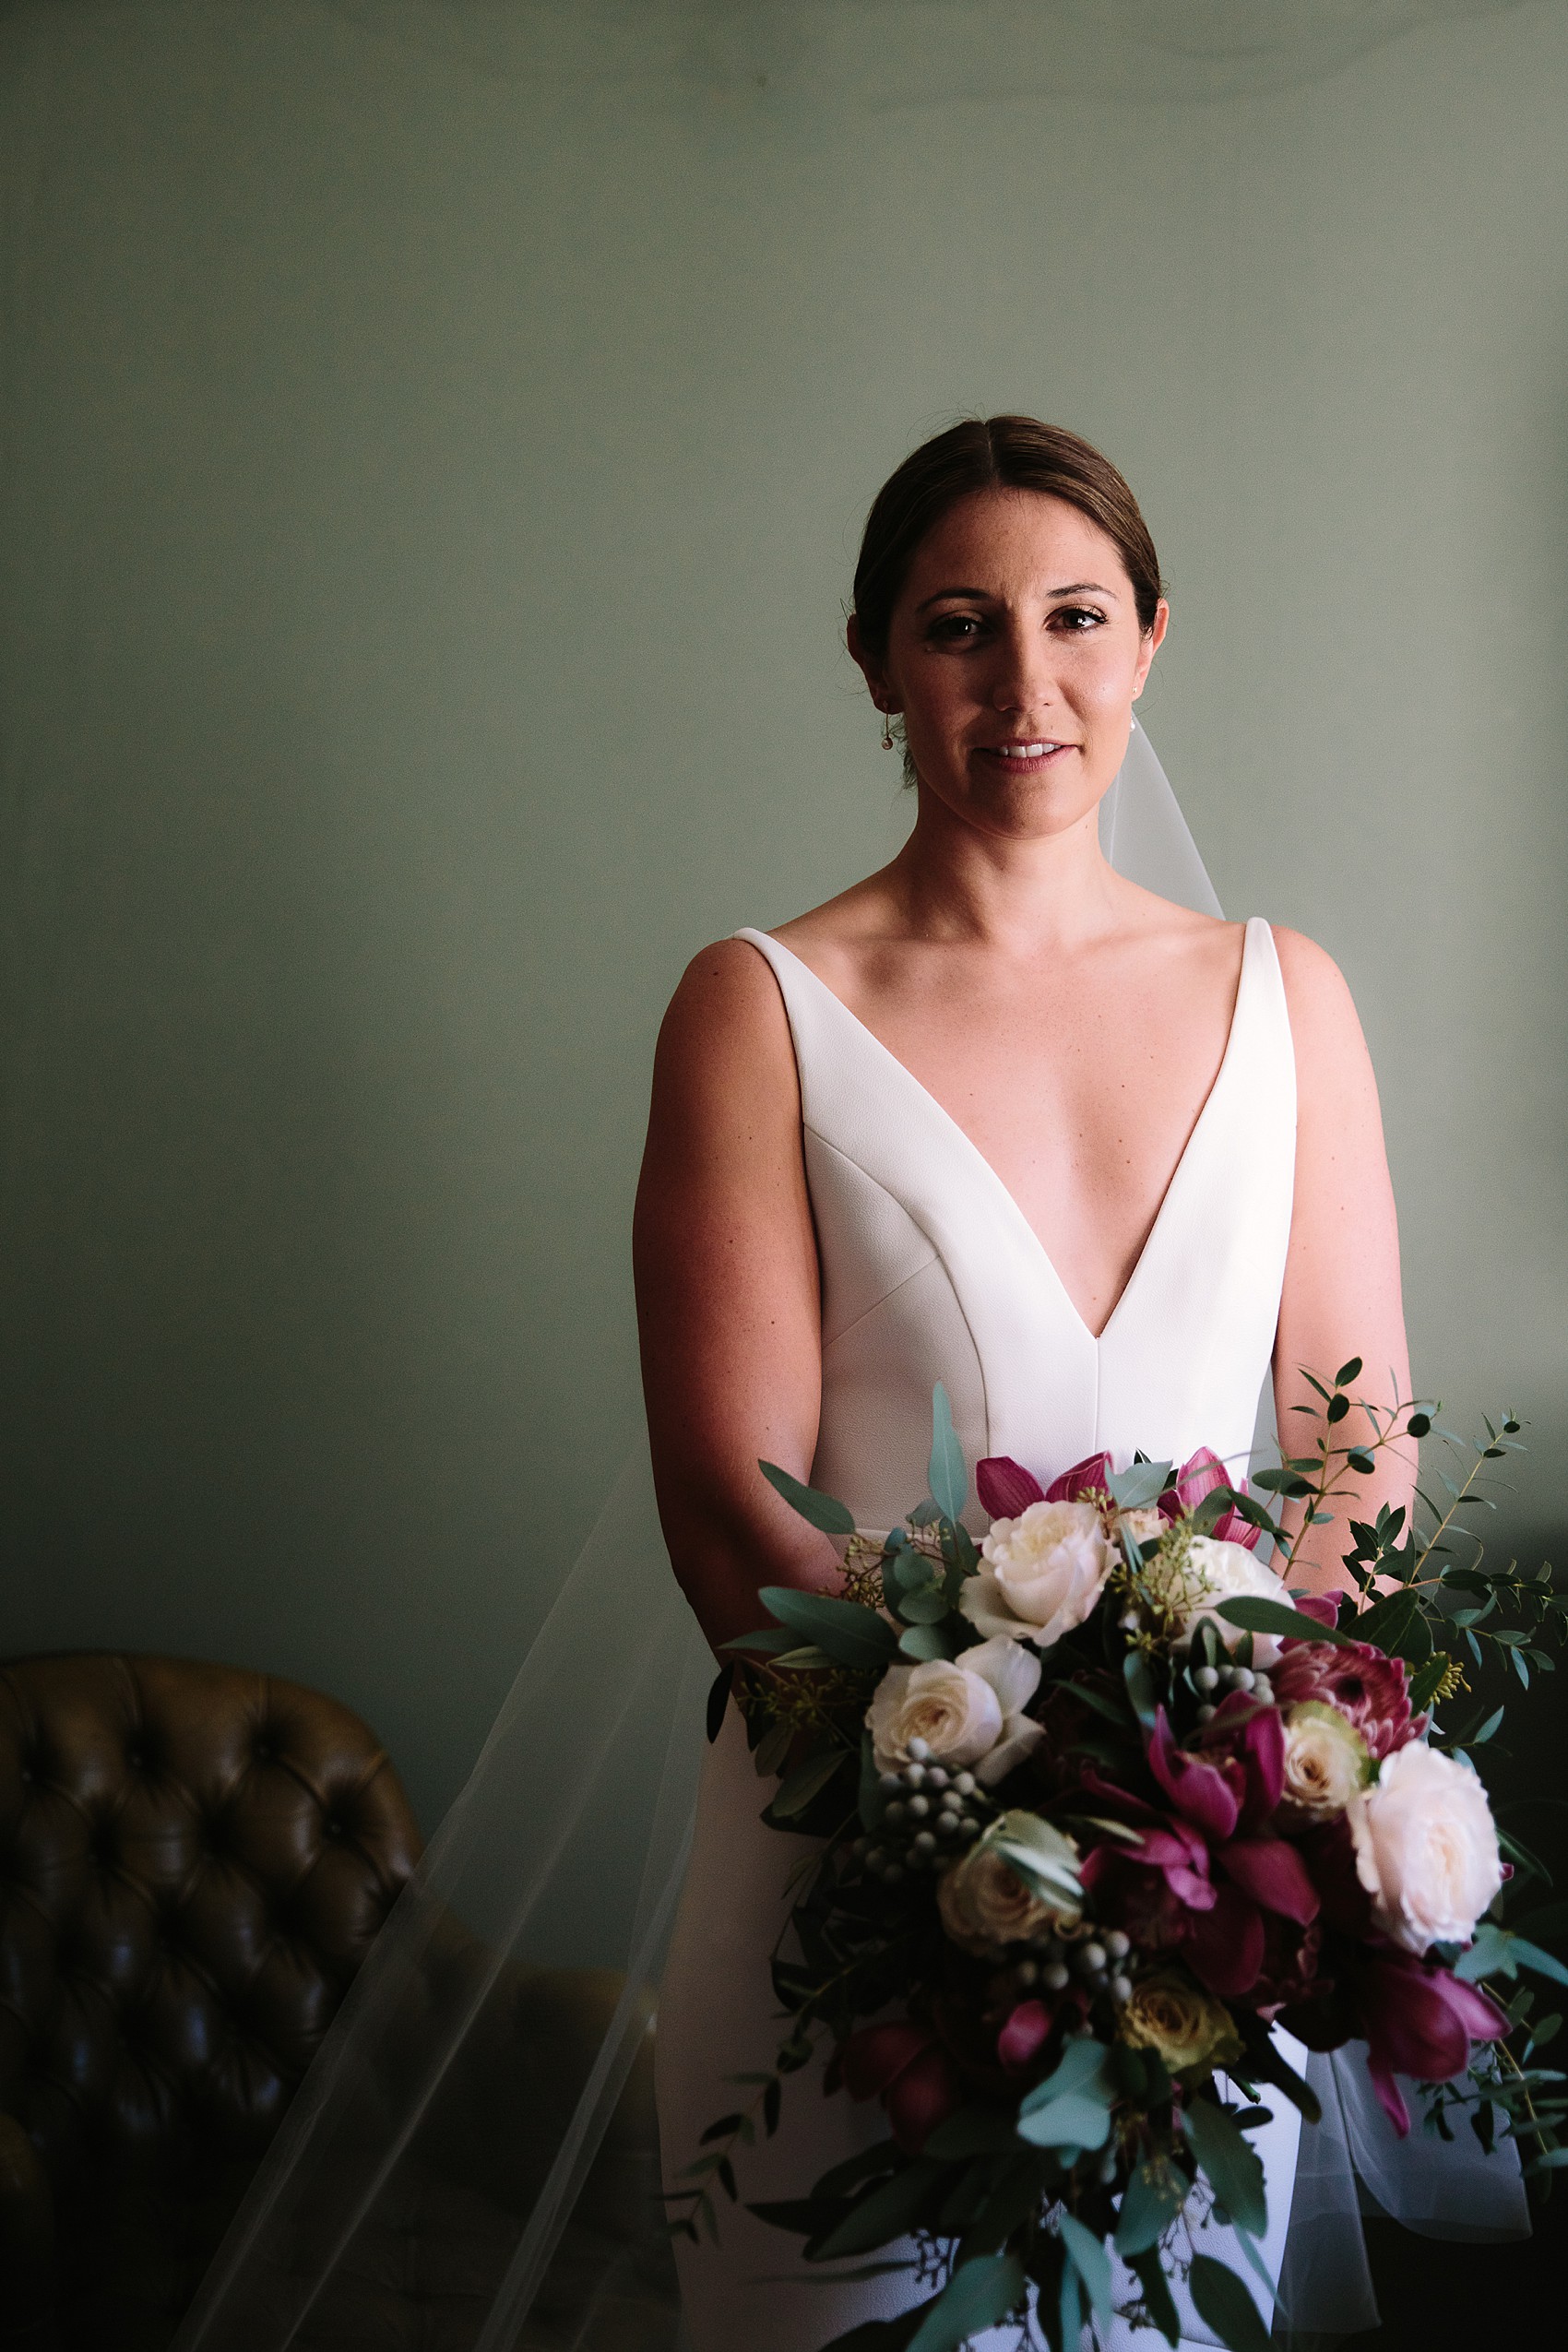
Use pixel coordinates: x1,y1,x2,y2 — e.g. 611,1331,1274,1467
961,1500,1113,1647
866,1636,1045,1786
1119,1969,1243,2080
1279,1702,1372,1822
1150,1533,1289,1665
1348,1741,1503,1954
937,1813,1082,1955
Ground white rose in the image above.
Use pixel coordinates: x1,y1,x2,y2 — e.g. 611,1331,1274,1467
961,1501,1112,1648
1118,1506,1167,1547
867,1636,1045,1787
1348,1741,1504,1954
1159,1534,1289,1666
1280,1702,1371,1821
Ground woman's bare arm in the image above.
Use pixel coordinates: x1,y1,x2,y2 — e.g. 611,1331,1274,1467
633,939,843,1654
1271,928,1416,1598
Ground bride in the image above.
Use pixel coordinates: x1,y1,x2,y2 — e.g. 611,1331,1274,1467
638,414,1412,2349
176,418,1527,2352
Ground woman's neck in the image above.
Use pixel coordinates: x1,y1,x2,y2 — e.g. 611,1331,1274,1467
880,788,1125,955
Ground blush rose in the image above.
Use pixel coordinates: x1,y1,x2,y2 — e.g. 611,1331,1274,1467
1347,1741,1503,1954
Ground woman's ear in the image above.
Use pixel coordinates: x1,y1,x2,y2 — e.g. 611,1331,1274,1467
1131,599,1170,700
846,612,895,712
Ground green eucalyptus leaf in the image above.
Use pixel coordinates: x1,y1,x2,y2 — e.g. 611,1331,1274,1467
1114,2156,1190,2256
759,1461,857,1536
1352,1587,1431,1664
1252,1467,1314,1498
769,1749,850,1820
1108,1460,1173,1511
921,2107,1025,2161
1183,2101,1267,2239
897,1586,952,1625
1124,1647,1160,1728
1058,2215,1113,2329
758,1586,898,1670
985,1812,1085,1906
1189,2254,1271,2352
1128,2245,1182,2345
1458,1925,1568,1990
1217,1597,1356,1648
1189,1486,1241,1535
1016,2041,1111,2150
809,2159,949,2262
928,1382,968,1526
897,1622,954,1662
905,2251,1025,2352
809,2137,902,2203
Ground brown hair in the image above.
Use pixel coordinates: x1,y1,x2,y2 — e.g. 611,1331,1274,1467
850,414,1164,663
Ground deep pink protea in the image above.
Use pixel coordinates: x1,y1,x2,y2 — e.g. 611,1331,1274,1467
1271,1638,1420,1760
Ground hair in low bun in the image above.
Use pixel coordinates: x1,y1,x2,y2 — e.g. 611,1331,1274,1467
851,415,1164,666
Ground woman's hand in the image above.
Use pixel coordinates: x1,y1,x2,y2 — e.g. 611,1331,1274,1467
1271,929,1416,1599
633,939,843,1655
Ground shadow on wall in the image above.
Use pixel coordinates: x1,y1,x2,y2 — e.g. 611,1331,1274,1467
0,636,624,1827
323,0,1531,106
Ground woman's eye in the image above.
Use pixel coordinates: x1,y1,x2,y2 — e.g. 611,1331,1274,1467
928,614,984,644
1052,605,1106,633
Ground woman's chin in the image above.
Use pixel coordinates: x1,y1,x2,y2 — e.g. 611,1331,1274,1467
915,768,1110,846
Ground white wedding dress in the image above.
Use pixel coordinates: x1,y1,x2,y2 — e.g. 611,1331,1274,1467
658,916,1305,2351
174,730,1524,2352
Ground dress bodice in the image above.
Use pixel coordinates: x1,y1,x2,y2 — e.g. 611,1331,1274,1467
734,919,1297,1528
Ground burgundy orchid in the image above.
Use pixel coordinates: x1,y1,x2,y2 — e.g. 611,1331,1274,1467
1047,1451,1115,1504
1353,1949,1512,2135
1147,1711,1241,1843
1080,1713,1319,2002
997,1999,1055,2073
840,2021,961,2154
1272,1637,1422,1760
975,1455,1047,1519
1158,1445,1262,1551
1181,1882,1268,1999
975,1450,1117,1518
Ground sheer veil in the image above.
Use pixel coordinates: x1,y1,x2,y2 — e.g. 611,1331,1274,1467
174,724,1526,2352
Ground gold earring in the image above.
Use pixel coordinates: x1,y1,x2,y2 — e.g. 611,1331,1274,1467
880,704,895,751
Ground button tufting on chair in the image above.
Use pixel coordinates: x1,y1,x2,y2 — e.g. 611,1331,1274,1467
0,1654,423,2351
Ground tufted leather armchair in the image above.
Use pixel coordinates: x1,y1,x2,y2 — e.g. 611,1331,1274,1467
0,1652,423,2349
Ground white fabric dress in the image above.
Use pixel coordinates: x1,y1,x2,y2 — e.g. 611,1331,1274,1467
657,916,1304,2351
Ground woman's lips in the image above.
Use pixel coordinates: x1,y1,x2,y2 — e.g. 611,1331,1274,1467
974,740,1075,777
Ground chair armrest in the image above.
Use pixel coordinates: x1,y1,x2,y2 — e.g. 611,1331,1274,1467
0,2111,58,2346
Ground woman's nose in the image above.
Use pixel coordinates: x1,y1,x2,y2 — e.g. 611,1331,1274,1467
991,623,1060,718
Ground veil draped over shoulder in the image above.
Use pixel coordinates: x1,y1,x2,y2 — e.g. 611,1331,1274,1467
174,726,1525,2352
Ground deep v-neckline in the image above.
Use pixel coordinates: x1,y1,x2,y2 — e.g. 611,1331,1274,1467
747,922,1258,1349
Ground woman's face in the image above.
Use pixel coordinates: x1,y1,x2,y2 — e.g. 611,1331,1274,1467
856,486,1168,843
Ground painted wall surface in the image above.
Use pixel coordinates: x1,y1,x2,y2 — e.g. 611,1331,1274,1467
3,0,1565,1833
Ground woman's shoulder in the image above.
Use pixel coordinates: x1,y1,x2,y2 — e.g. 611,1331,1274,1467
1266,923,1364,1032
651,932,797,1099
1262,925,1380,1119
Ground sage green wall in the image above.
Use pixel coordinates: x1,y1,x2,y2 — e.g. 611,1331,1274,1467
3,0,1564,1832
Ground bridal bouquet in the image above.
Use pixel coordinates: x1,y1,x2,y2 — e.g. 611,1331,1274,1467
674,1369,1568,2352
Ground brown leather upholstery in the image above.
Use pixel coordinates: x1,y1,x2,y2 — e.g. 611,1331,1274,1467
0,1653,422,2348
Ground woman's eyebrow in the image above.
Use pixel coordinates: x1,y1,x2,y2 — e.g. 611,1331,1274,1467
914,579,1118,611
